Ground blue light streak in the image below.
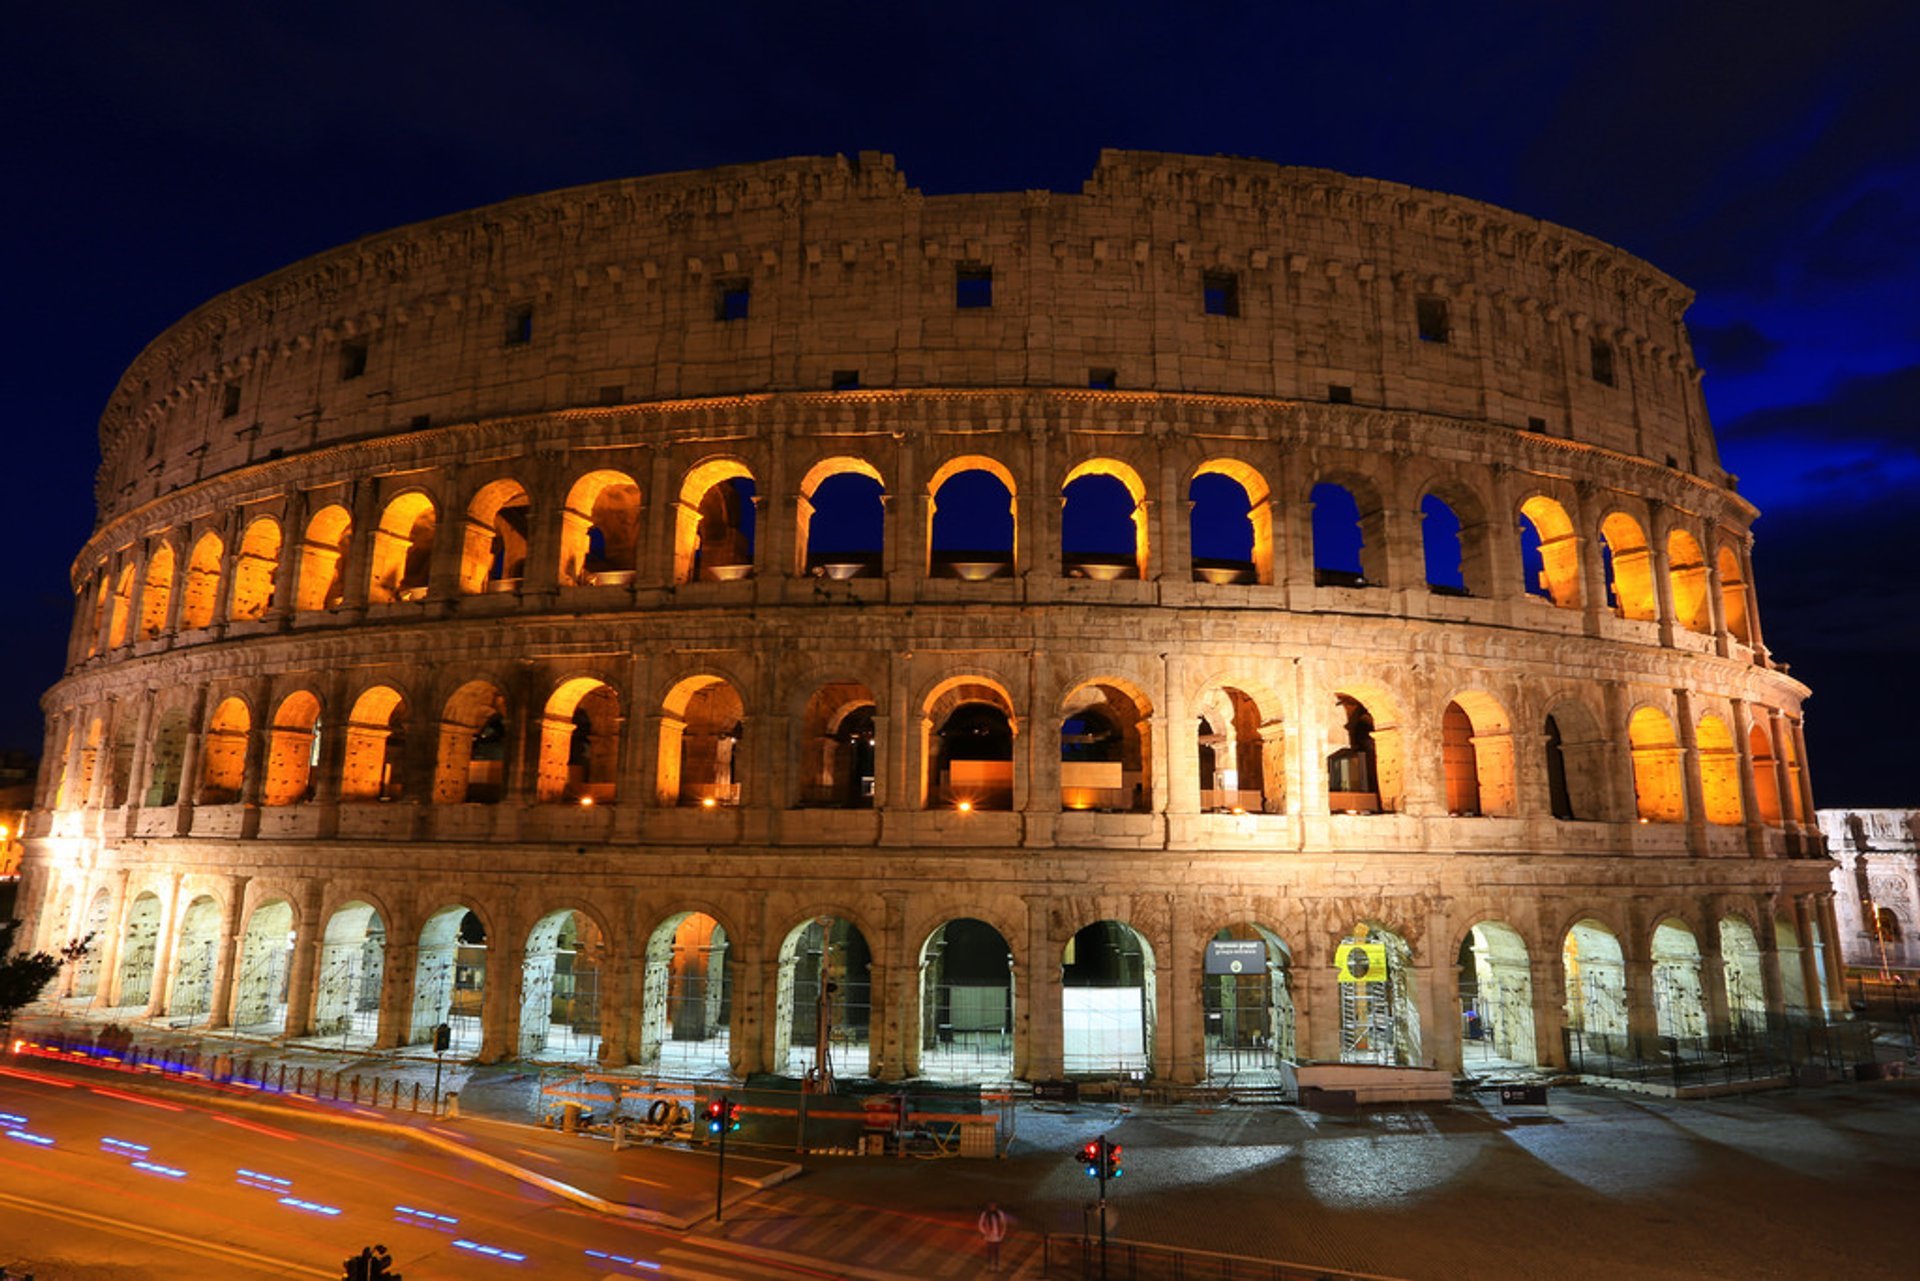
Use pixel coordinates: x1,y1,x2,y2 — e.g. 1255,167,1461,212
0,1112,28,1125
101,1137,151,1154
452,1238,527,1263
395,1204,459,1225
130,1159,187,1179
5,1128,53,1147
237,1167,293,1190
584,1249,663,1270
278,1196,342,1216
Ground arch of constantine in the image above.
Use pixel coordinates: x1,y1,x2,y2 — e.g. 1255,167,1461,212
18,150,1841,1085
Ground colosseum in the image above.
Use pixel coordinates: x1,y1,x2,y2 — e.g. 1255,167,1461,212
17,150,1842,1088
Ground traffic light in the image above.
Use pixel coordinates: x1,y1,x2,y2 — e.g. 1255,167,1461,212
1081,1139,1102,1178
432,1024,451,1054
706,1096,740,1134
1077,1137,1123,1184
1104,1140,1123,1180
342,1245,402,1281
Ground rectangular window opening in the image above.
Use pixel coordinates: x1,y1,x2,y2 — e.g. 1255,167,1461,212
339,340,368,381
955,263,993,309
831,369,861,391
1590,338,1616,386
1202,271,1240,317
505,304,535,346
1328,384,1353,404
1416,296,1450,344
1526,415,1548,433
1088,368,1117,391
716,279,751,321
599,385,625,406
221,382,242,419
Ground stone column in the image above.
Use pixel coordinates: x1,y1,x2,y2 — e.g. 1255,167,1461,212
122,691,156,821
1624,957,1659,1046
143,874,186,1018
1022,895,1062,1080
265,490,306,625
1163,897,1198,1084
1790,719,1819,836
871,891,910,1082
1529,952,1568,1068
280,881,327,1039
173,686,209,836
479,937,523,1063
339,480,382,612
1816,893,1847,1016
1757,919,1788,1016
207,880,250,1030
1674,688,1706,853
1648,504,1677,647
1699,944,1731,1031
1793,897,1826,1021
1705,554,1731,658
1729,698,1766,855
376,938,416,1049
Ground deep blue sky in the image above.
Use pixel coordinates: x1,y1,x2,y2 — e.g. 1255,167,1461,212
5,2,1915,804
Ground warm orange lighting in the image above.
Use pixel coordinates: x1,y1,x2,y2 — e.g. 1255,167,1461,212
1230,807,1246,816
578,796,594,807
955,800,973,813
701,796,719,809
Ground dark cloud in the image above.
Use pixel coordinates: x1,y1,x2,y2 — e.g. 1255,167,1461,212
1690,321,1780,376
1803,184,1920,283
1719,364,1920,446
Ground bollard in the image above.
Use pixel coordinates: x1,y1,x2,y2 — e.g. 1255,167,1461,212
412,1081,421,1112
278,1064,287,1092
612,1120,626,1151
295,1066,305,1094
350,1075,361,1104
446,1092,460,1118
562,1101,583,1134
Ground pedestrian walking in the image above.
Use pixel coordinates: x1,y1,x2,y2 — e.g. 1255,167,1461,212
977,1201,1010,1273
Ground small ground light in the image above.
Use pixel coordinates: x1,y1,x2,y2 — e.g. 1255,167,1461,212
701,796,718,808
956,800,973,813
578,795,594,807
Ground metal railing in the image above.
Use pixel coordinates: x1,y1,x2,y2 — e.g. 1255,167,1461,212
1563,1013,1883,1090
1041,1232,1404,1281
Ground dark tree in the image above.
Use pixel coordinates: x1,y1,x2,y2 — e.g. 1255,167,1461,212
0,919,62,1037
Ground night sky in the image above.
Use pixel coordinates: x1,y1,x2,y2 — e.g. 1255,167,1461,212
5,3,1916,805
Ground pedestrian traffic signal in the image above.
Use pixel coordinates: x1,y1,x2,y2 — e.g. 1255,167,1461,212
706,1096,740,1134
1077,1137,1122,1182
1081,1139,1102,1177
1104,1141,1123,1180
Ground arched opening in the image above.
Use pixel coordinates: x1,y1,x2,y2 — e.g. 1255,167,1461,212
659,676,744,807
1719,917,1767,1035
797,459,885,579
295,505,352,613
368,492,437,604
797,683,877,807
262,691,322,806
410,907,486,1056
1062,921,1156,1076
1327,691,1401,813
1749,723,1782,824
1190,461,1272,585
109,716,139,807
1544,715,1573,820
1697,714,1743,825
1543,701,1608,822
145,712,188,807
1061,460,1147,580
198,697,250,805
1201,923,1292,1080
1562,919,1627,1042
1717,545,1752,643
537,678,621,804
108,564,136,647
434,681,508,804
1441,692,1515,818
520,909,604,1063
113,892,164,1010
341,686,407,801
229,517,282,621
925,681,1015,810
1334,923,1420,1065
69,890,115,1001
1309,482,1369,587
165,895,221,1025
1060,680,1151,812
927,458,1016,579
232,899,295,1034
139,544,175,639
1517,496,1580,607
675,460,757,584
313,902,385,1047
1599,513,1656,621
1419,487,1490,597
1629,707,1685,823
558,469,642,587
1195,686,1285,814
68,718,102,809
640,912,733,1077
1651,920,1707,1039
459,479,531,594
775,916,873,1083
919,918,1015,1083
181,534,224,630
85,573,109,656
1774,913,1811,1014
1458,922,1536,1067
1667,529,1712,634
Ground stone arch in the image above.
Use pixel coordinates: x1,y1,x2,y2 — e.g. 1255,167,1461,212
139,542,175,639
1457,919,1537,1066
459,477,532,594
1562,917,1627,1040
312,901,386,1045
537,676,621,804
1416,477,1492,597
1309,471,1388,586
368,490,437,604
659,673,745,806
232,898,296,1033
1439,690,1516,817
918,917,1017,1083
1059,677,1153,812
1718,915,1767,1032
519,906,609,1063
262,689,323,806
775,914,875,1082
341,684,408,801
1517,494,1581,607
674,457,757,584
1062,919,1158,1076
199,695,251,804
559,468,643,586
107,562,137,649
1717,543,1752,644
1326,684,1402,813
923,674,1017,810
1599,511,1657,621
1748,723,1782,824
181,532,225,630
1542,696,1608,822
1628,705,1685,822
409,903,491,1054
229,516,282,621
797,681,877,808
295,504,352,613
1667,528,1712,634
927,454,1018,578
1696,713,1743,825
69,888,115,1000
796,456,886,578
434,679,509,803
84,572,109,657
1061,457,1149,580
1200,921,1292,1079
1332,921,1420,1065
113,890,165,1010
164,894,223,1022
1190,458,1273,585
639,908,736,1076
144,709,189,807
1651,918,1707,1038
1193,678,1287,814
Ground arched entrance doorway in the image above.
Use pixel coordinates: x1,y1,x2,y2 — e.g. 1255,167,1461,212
918,919,1014,1082
113,893,163,1012
232,900,295,1034
313,903,385,1047
1062,921,1156,1076
165,895,221,1025
1562,919,1627,1044
1334,923,1420,1065
411,907,486,1055
1651,920,1707,1040
640,912,733,1076
775,917,872,1083
1202,923,1292,1080
1457,922,1536,1067
69,889,113,1002
520,910,604,1063
1719,917,1767,1035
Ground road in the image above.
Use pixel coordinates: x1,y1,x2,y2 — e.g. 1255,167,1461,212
0,1064,853,1280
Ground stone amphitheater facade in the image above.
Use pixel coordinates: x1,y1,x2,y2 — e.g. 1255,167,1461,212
19,151,1842,1085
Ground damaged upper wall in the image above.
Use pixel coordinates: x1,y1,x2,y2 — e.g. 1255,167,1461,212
93,149,1715,524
